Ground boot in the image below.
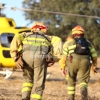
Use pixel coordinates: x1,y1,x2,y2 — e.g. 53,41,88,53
80,87,88,100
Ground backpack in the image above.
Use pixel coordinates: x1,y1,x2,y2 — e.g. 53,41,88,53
74,37,90,55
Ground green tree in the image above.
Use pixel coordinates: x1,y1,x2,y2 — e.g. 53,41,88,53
22,0,100,54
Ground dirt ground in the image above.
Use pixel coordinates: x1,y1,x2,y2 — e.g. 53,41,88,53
0,58,100,100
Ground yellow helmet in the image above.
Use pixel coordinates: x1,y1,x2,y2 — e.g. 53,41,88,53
72,25,85,35
31,22,48,33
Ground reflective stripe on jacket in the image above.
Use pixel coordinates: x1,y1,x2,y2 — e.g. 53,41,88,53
63,39,97,58
22,33,51,55
10,32,52,58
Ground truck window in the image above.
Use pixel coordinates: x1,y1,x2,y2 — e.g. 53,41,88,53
0,33,14,48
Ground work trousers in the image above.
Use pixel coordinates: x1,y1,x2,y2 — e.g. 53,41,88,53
67,54,91,100
21,50,47,100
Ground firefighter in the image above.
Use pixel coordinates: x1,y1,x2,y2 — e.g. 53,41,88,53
50,35,62,56
10,22,54,100
59,36,73,82
60,25,97,100
45,35,63,79
46,35,63,62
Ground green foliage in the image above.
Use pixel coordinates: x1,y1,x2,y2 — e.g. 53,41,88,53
22,0,100,54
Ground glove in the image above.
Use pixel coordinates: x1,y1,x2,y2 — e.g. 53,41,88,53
14,56,24,69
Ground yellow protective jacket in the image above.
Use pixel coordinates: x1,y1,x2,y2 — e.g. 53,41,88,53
46,35,62,55
45,35,63,62
59,39,73,69
10,32,26,58
59,38,97,69
10,32,52,58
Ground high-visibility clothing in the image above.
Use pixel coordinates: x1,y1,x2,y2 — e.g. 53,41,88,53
46,35,63,56
10,32,28,58
10,34,62,60
66,74,69,80
45,35,63,63
59,39,73,69
68,86,75,94
59,55,66,69
10,32,52,100
61,37,97,100
67,54,90,100
31,94,42,100
63,39,97,64
21,51,47,100
22,82,33,93
22,34,51,55
79,82,88,89
51,36,61,44
51,36,63,56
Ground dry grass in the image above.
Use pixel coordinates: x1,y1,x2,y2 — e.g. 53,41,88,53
0,58,100,100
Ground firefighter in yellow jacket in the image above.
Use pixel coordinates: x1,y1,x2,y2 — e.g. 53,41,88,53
50,35,62,56
45,35,63,79
59,36,73,82
10,22,54,100
46,35,63,61
60,25,97,100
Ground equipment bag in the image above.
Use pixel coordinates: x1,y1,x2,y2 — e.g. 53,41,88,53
74,37,90,55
